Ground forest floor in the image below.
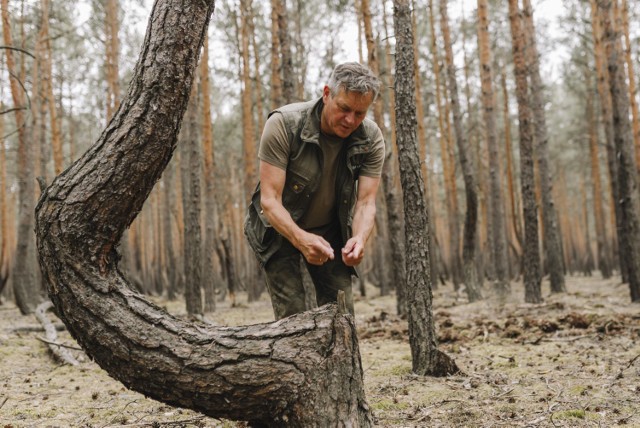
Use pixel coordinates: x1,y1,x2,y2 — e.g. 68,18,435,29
0,274,639,427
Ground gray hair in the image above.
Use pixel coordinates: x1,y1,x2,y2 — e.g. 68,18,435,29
327,62,381,101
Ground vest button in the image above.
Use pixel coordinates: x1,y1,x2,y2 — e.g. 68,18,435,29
293,184,299,191
343,199,348,204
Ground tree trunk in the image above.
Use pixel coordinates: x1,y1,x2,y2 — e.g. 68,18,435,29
105,0,120,122
275,0,295,104
620,0,640,167
392,0,459,377
2,0,40,314
410,0,439,293
500,65,523,270
0,114,9,298
522,0,566,293
598,0,640,301
269,0,283,109
586,70,612,279
35,1,373,424
440,0,481,302
428,0,461,288
40,0,63,175
381,0,407,316
508,0,542,303
590,0,624,280
477,0,509,293
200,35,218,313
180,80,203,317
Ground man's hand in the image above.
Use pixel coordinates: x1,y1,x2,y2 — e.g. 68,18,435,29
297,231,335,265
341,236,365,267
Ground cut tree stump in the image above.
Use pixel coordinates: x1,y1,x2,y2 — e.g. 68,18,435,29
34,0,372,426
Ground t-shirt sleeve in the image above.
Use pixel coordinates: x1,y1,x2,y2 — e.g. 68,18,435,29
359,124,386,178
258,113,290,171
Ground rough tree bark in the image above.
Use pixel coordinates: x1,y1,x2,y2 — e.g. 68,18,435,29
586,70,612,279
392,0,459,377
508,0,542,303
522,0,565,293
35,1,373,425
440,0,481,302
477,0,509,293
2,0,40,314
598,0,640,302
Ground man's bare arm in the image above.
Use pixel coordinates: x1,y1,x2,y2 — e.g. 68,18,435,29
341,175,380,267
259,160,334,265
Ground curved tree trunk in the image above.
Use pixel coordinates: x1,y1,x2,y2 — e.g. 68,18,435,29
35,1,372,425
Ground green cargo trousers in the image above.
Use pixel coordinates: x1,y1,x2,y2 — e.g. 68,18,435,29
262,222,354,320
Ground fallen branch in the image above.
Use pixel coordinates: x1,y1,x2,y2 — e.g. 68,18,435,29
34,301,80,365
10,324,66,333
36,336,83,352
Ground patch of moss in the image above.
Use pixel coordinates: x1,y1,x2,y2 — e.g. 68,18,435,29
553,409,586,420
371,399,410,411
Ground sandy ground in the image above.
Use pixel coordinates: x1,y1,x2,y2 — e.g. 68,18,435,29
0,275,639,427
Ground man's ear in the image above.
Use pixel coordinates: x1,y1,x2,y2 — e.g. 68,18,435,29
322,85,331,101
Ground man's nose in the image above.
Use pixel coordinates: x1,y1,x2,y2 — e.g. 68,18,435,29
344,112,355,125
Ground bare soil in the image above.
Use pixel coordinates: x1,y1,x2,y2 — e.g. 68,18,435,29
1,275,639,427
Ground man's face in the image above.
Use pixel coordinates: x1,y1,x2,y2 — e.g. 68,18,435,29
321,86,374,139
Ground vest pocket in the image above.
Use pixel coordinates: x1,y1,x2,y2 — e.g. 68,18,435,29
244,189,277,262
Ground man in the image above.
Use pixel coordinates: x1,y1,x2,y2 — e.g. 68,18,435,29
244,62,385,320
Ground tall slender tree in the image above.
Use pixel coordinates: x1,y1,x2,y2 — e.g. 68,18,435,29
428,0,461,287
201,34,218,313
392,0,458,377
269,0,283,109
439,0,481,301
585,70,612,279
522,0,565,293
2,0,40,314
477,0,509,293
275,0,295,103
590,0,623,279
105,0,120,121
508,0,542,303
597,0,640,302
180,81,203,317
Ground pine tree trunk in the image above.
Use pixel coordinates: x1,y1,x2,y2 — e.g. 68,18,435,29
428,0,461,288
590,0,624,280
239,0,262,303
522,0,565,293
598,0,640,301
275,0,295,104
392,0,459,377
440,0,481,302
269,0,283,109
0,114,9,297
620,0,640,166
180,81,203,317
410,0,439,292
201,35,218,313
381,0,407,316
500,65,523,267
2,0,40,314
508,0,542,303
105,0,120,121
477,0,509,293
35,1,373,425
586,71,613,279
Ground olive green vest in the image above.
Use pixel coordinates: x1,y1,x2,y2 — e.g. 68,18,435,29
244,98,379,266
